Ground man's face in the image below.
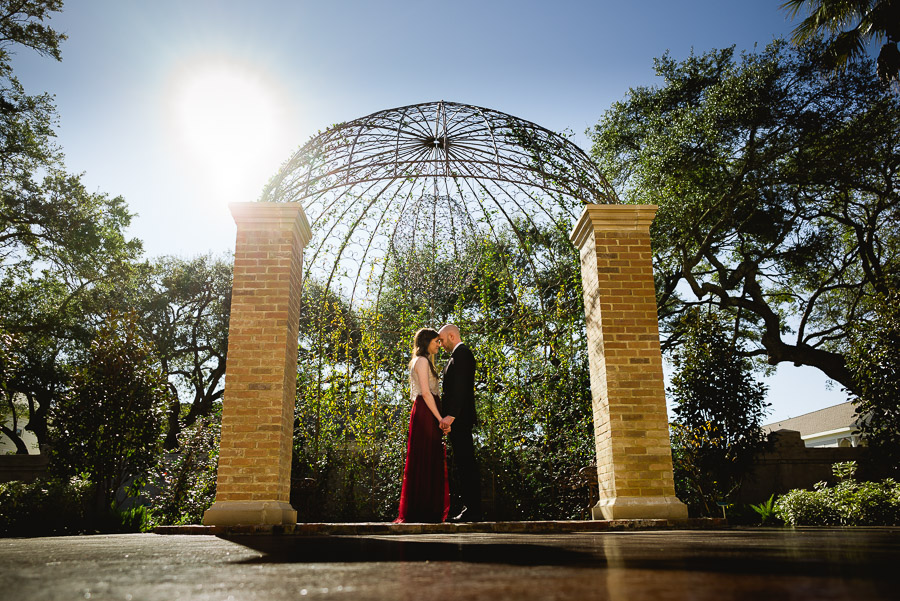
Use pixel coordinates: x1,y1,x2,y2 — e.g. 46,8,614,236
438,332,453,351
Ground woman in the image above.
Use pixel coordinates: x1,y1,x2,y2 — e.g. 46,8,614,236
394,328,450,523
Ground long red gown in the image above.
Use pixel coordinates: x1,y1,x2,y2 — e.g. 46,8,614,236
394,394,450,523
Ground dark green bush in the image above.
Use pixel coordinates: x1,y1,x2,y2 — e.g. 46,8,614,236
0,476,92,536
49,313,168,513
0,476,155,535
112,503,151,533
773,487,841,526
148,417,220,526
775,462,900,526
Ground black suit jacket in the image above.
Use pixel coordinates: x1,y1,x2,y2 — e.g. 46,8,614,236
442,343,477,430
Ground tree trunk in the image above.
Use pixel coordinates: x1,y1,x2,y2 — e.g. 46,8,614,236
163,388,181,451
0,424,29,454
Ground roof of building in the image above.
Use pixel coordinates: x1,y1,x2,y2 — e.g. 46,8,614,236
762,401,858,437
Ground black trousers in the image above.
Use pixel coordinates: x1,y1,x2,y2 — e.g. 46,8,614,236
448,427,481,516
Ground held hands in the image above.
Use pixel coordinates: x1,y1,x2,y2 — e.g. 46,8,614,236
439,415,455,434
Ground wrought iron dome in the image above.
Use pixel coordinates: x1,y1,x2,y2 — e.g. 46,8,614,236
259,100,617,325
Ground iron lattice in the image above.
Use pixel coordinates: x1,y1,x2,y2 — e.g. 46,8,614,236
260,100,617,323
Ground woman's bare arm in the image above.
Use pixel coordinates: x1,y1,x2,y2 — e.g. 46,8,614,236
414,357,442,422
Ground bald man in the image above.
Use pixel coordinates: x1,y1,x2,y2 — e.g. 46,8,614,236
438,324,482,522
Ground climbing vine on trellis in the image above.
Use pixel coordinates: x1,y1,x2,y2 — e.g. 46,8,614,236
262,101,615,520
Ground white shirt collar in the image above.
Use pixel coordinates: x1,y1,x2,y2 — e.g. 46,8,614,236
452,341,463,353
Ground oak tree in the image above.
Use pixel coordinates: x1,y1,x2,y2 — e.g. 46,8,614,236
590,39,899,395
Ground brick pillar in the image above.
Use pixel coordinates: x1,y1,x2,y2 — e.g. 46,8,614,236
202,202,311,526
570,204,687,520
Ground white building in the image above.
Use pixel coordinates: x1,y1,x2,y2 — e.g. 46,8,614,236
763,402,861,448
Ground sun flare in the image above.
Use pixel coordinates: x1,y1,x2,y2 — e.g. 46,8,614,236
167,58,291,203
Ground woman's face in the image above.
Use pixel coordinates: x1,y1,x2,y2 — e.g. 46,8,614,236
427,337,440,355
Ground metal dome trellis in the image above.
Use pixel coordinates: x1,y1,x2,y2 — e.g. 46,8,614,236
202,101,687,524
259,101,617,325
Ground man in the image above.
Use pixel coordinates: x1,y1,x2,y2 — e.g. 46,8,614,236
438,324,482,522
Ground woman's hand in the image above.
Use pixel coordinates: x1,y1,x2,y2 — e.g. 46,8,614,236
439,415,453,434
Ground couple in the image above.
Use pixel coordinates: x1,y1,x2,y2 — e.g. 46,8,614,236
394,324,482,523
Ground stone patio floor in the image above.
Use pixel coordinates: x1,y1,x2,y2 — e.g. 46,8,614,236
1,526,898,600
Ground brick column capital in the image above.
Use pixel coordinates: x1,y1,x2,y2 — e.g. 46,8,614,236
229,202,312,247
570,204,658,249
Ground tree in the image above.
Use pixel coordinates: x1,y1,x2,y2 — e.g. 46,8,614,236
49,312,167,511
0,177,142,452
668,309,771,516
126,255,231,450
0,1,144,453
590,39,900,396
0,0,65,177
846,290,900,476
783,0,900,82
0,327,28,454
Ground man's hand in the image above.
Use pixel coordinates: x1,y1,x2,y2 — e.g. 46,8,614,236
440,415,455,433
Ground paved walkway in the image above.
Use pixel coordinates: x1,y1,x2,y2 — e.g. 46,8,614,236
1,528,898,600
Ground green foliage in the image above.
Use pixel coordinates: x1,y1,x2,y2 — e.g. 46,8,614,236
0,475,92,536
846,290,900,476
113,502,151,533
148,416,220,526
0,474,153,535
590,38,900,394
116,255,232,450
0,1,65,180
0,1,65,62
782,0,900,82
49,312,168,510
668,309,770,516
0,1,144,454
774,461,900,526
0,327,29,453
773,487,841,526
749,494,780,525
293,222,594,520
832,460,858,482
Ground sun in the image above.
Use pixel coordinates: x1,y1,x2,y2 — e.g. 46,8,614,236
166,58,291,203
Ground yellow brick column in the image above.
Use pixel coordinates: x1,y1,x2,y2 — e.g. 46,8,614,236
570,204,687,520
202,202,311,526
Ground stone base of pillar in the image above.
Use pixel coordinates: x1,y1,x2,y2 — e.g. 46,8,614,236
591,496,688,520
202,501,297,526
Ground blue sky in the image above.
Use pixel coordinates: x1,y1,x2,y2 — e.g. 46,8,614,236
11,0,847,421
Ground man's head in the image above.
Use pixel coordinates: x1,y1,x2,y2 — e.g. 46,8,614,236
438,324,461,352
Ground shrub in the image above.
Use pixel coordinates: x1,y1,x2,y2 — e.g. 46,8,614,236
774,462,900,526
0,476,92,536
49,312,168,513
748,494,780,525
113,503,152,533
774,486,841,526
148,416,219,526
668,310,770,516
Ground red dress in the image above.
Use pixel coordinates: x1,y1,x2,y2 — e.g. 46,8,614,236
395,366,449,523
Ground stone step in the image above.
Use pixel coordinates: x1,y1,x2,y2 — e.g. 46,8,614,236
155,518,724,536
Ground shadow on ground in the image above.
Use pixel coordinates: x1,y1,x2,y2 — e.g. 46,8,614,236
228,535,596,566
223,529,900,583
